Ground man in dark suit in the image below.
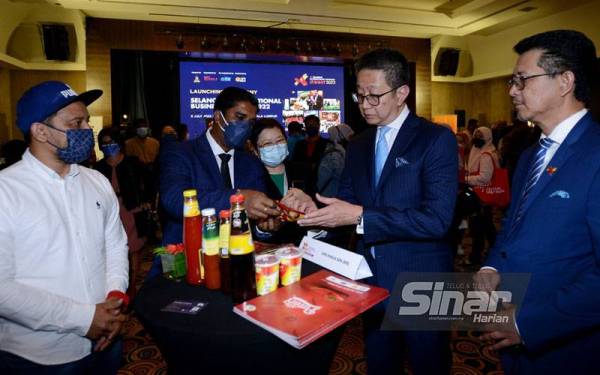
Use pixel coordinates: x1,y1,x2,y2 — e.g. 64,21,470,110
308,90,323,110
477,30,600,374
290,115,330,196
287,48,458,374
159,87,280,245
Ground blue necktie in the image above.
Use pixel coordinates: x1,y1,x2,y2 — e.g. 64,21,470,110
375,126,391,186
508,137,555,235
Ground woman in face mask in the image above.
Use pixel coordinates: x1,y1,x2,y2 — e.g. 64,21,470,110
249,118,306,244
95,126,151,298
249,118,290,199
465,126,499,266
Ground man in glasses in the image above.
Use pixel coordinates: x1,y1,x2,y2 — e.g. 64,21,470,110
476,30,599,374
285,48,458,374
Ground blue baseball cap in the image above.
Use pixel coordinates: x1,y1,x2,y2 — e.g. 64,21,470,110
16,81,102,135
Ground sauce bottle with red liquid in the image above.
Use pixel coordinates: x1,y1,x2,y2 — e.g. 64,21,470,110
183,189,204,285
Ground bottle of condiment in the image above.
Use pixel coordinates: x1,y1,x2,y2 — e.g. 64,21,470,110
229,192,257,303
183,189,204,285
202,208,221,290
218,209,232,295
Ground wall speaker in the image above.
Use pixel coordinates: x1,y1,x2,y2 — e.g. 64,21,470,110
41,24,70,61
434,48,460,76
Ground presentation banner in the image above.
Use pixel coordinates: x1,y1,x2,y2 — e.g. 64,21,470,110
180,61,345,139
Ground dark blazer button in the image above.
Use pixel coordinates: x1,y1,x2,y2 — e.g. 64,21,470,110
500,251,507,259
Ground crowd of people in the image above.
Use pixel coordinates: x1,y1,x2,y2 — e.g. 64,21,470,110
1,28,599,375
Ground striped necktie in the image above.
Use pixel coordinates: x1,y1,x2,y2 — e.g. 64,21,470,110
508,137,555,236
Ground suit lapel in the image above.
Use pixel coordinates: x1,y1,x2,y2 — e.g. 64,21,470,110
194,132,223,187
376,113,419,194
233,149,248,187
521,113,591,214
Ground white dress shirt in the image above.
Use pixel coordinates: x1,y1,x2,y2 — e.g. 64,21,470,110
374,104,410,157
357,105,410,238
206,129,235,186
538,108,587,171
0,150,128,365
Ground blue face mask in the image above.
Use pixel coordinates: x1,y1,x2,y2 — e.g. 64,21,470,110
44,123,94,164
259,143,289,167
219,111,253,149
100,143,121,158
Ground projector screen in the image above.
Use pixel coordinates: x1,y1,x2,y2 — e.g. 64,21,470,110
180,61,345,139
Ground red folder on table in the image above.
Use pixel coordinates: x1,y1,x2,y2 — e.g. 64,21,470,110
233,270,389,349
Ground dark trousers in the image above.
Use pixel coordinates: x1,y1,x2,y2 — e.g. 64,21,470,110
469,205,496,264
0,340,122,375
363,305,451,375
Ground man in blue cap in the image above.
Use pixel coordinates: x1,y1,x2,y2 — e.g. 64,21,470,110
0,81,129,374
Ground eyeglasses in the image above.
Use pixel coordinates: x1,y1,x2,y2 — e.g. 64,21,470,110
507,72,563,91
352,87,399,106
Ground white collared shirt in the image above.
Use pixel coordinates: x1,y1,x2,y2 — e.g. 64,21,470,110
0,150,128,365
374,104,410,156
357,105,410,238
206,129,235,186
539,108,587,171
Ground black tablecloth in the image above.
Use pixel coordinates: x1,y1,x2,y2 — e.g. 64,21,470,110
134,261,343,375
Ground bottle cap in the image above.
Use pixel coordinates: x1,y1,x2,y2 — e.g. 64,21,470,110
201,208,216,216
219,209,230,219
230,193,245,204
183,189,197,198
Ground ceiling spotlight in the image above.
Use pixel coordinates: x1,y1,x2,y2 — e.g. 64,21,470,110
352,43,359,57
275,39,281,52
258,39,266,52
335,43,342,55
222,36,229,48
294,40,301,54
200,36,208,49
306,42,312,53
320,42,328,54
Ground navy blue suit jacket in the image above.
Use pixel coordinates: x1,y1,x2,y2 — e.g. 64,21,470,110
159,132,267,244
485,112,600,374
337,112,458,292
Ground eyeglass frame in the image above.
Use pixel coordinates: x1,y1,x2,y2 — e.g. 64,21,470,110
352,86,402,106
507,71,564,91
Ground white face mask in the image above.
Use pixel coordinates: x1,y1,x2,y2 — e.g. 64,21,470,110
259,143,289,167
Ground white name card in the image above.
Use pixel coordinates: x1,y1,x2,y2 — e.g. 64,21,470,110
299,236,372,280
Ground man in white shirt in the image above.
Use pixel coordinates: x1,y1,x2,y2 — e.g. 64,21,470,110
0,81,129,374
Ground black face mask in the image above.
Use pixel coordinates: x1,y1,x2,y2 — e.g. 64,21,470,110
472,138,486,149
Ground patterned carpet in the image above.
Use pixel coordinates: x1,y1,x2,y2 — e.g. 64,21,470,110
118,234,503,375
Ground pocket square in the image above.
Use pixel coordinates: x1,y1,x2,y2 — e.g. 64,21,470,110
395,157,410,168
549,190,570,199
